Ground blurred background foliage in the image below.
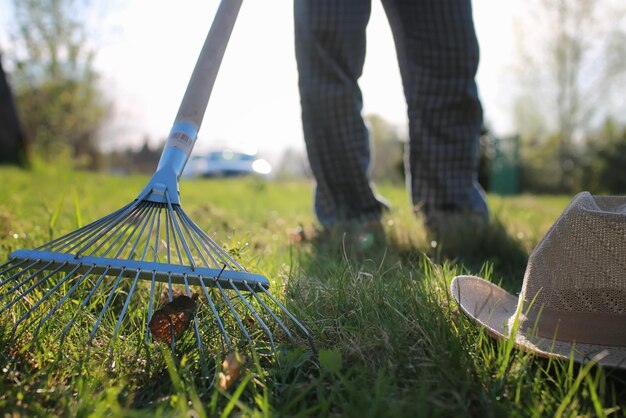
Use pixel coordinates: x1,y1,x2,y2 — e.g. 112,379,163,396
3,0,108,169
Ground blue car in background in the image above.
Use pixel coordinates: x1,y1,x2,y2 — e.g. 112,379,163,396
182,148,272,178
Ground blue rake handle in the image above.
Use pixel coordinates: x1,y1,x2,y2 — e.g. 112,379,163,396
141,0,244,205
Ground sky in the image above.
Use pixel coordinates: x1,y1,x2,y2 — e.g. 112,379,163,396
0,0,521,161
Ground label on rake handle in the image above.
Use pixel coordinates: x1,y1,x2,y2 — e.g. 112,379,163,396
165,122,198,155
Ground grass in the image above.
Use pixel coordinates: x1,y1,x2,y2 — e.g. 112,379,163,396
0,164,624,417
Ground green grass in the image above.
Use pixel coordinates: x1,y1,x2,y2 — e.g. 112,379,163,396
0,165,624,417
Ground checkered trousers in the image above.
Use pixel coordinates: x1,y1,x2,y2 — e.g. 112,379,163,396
295,0,488,227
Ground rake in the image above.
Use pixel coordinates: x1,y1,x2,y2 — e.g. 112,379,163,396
0,0,312,364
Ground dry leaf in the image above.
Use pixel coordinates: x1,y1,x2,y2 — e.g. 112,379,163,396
288,225,306,243
218,352,245,390
149,294,198,344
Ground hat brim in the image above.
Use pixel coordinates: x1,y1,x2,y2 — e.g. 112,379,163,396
451,275,626,370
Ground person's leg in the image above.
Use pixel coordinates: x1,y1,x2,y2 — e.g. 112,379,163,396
381,0,488,228
295,0,388,228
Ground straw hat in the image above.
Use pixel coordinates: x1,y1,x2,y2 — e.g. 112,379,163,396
450,192,626,369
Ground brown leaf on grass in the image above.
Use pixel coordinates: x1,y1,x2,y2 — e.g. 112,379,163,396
288,224,306,243
218,352,245,390
148,294,198,344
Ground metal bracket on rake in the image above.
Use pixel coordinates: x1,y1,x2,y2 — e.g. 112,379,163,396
8,250,270,291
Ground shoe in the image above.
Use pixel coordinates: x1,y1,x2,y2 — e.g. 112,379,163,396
424,210,489,257
289,220,386,252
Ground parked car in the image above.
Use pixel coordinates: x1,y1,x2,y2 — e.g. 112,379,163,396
182,148,272,178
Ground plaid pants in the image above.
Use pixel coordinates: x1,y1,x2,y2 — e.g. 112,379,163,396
295,0,488,227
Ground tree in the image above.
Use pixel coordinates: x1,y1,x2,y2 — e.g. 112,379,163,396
6,0,109,167
0,53,29,167
512,0,626,192
580,118,626,194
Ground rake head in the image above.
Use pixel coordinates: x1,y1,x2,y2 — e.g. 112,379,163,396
1,0,314,371
0,196,313,364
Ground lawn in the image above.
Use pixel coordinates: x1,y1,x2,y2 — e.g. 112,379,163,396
0,165,624,417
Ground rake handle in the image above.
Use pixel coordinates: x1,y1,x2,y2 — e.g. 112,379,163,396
145,0,244,204
175,0,243,132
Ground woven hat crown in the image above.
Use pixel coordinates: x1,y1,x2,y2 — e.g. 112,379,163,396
521,192,626,316
513,192,626,347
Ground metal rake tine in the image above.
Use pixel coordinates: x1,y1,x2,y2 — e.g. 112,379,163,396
60,201,145,255
257,285,315,348
63,205,138,256
0,258,29,277
0,258,15,273
106,202,155,259
214,279,253,349
165,205,172,264
119,203,159,260
75,200,147,257
165,203,185,265
178,208,246,276
0,259,45,288
41,202,135,253
175,207,222,267
143,272,157,375
139,204,160,262
243,281,295,343
143,207,160,343
0,260,54,300
152,207,162,262
108,270,142,361
175,209,213,268
165,273,175,353
31,265,95,339
11,264,82,337
145,271,157,344
198,274,232,352
59,267,110,347
0,262,68,314
89,268,125,344
178,209,246,270
183,275,209,376
168,273,173,302
93,201,150,257
228,280,277,354
176,209,218,267
37,206,123,252
79,186,155,255
165,193,196,269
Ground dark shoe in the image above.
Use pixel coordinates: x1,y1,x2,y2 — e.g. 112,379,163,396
290,220,386,252
424,210,489,257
